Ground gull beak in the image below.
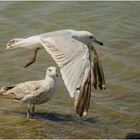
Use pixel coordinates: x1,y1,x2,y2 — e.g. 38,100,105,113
94,39,103,46
56,74,58,77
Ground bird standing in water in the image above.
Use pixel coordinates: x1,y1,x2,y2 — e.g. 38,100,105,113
0,66,58,118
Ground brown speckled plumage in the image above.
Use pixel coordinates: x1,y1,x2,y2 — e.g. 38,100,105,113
0,67,57,118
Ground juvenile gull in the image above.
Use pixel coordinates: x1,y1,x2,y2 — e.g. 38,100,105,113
6,29,106,119
0,66,58,118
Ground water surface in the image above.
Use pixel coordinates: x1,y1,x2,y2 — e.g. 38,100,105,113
0,1,140,139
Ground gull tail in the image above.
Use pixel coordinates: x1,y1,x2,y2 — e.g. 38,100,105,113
74,68,91,119
0,86,15,99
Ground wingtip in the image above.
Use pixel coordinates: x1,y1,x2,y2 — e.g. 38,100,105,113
102,85,106,90
75,111,87,120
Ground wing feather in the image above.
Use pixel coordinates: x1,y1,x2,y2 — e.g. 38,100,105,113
40,35,93,118
75,65,91,119
90,45,106,90
39,35,105,118
2,81,46,101
40,36,89,98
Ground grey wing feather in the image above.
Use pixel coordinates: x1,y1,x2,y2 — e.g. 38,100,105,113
41,30,72,39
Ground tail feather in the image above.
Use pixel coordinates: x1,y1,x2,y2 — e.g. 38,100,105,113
0,86,15,96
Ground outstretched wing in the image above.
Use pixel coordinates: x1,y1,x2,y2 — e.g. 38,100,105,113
40,35,91,118
40,35,90,98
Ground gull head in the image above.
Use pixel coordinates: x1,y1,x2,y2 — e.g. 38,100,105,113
72,30,103,46
46,66,58,78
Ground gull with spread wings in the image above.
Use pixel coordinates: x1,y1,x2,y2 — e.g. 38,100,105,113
6,29,106,119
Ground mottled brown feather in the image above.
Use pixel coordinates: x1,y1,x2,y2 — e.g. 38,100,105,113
75,70,91,119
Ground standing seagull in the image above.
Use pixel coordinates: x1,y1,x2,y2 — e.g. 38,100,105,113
0,66,58,118
6,29,106,119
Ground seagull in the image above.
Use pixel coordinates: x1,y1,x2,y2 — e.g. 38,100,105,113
6,29,106,119
0,66,58,118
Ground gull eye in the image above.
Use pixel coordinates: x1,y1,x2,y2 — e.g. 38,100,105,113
89,36,93,39
48,69,52,72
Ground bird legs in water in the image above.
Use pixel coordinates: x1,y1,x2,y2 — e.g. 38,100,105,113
27,104,35,118
25,48,40,68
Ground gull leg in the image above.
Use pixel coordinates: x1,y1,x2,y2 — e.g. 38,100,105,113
32,104,35,113
27,104,32,118
25,48,40,68
31,104,35,116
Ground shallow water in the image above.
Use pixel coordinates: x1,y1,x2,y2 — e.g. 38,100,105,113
0,1,140,139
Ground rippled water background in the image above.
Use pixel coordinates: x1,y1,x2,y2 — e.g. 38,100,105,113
0,1,140,139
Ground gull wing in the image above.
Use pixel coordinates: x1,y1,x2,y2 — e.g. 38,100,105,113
3,81,47,101
40,35,91,118
40,35,89,97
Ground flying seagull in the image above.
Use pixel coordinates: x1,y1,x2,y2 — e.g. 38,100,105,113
6,29,106,119
0,66,58,118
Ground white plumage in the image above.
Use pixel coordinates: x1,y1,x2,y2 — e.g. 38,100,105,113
6,29,105,119
0,66,58,118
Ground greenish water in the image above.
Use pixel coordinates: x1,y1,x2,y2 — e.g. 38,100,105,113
0,1,140,139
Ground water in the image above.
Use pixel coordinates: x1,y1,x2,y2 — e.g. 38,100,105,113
0,1,140,139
